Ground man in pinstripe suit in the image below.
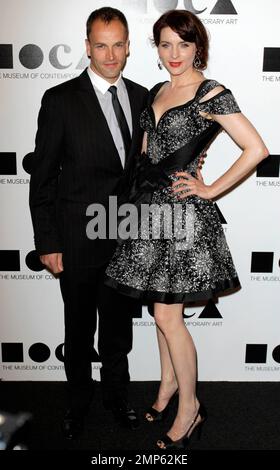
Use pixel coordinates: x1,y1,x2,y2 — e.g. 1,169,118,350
29,7,148,439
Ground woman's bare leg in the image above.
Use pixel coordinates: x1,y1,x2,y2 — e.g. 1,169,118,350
153,302,200,444
146,325,177,419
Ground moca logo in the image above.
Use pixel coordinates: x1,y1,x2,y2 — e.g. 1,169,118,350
250,252,279,274
257,155,280,178
183,299,223,319
1,342,100,363
0,250,44,271
245,344,280,364
0,44,86,70
153,0,237,14
263,48,280,73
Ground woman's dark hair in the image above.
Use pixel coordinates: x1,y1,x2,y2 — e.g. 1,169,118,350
153,10,209,70
86,7,129,39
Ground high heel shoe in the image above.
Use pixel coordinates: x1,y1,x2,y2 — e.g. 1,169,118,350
156,402,207,449
145,389,178,422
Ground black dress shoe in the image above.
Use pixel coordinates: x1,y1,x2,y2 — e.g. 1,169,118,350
61,409,84,440
111,401,140,430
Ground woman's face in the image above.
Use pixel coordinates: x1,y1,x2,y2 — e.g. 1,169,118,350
158,26,197,76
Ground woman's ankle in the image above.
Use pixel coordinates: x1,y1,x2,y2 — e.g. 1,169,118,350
157,379,178,403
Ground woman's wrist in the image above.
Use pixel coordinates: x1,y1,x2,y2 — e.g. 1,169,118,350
207,184,219,199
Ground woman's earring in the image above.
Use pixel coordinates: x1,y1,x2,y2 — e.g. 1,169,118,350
193,55,201,69
157,58,163,70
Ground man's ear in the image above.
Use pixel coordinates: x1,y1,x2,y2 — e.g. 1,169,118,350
126,39,130,57
85,38,91,58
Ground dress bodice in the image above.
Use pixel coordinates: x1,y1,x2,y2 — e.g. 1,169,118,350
140,79,241,167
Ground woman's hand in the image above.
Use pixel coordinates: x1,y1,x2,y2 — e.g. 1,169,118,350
198,152,207,170
172,171,214,200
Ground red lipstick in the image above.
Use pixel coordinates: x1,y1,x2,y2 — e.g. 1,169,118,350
169,62,182,68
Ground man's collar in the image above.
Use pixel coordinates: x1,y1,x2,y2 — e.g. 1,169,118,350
87,66,122,94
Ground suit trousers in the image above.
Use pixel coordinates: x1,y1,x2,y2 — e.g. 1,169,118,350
59,263,136,411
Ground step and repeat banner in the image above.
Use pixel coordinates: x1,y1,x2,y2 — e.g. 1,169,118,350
0,0,279,381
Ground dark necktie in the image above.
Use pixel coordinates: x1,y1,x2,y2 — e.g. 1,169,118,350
108,85,132,161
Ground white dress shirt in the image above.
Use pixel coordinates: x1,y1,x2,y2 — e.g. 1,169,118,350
87,66,132,168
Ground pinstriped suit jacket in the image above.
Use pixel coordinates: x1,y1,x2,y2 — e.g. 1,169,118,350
29,69,148,268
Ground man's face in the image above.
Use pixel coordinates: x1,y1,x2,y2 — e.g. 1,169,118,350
86,19,129,83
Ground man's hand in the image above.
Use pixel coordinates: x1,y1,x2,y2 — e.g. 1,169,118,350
40,253,63,275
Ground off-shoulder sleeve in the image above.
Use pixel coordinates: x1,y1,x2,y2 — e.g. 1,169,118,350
199,89,241,117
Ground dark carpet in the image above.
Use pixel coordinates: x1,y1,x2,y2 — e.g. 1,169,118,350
1,381,280,451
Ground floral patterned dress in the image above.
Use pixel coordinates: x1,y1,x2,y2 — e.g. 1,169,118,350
105,80,241,304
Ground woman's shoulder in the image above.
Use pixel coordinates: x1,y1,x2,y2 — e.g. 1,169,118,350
198,78,225,96
198,79,241,114
197,78,235,104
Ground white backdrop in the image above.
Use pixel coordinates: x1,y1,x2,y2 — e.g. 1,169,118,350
0,0,279,381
